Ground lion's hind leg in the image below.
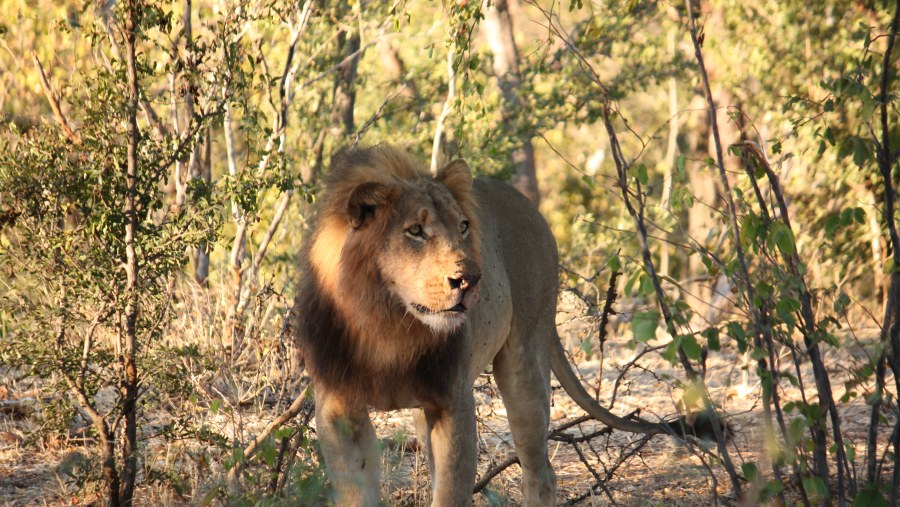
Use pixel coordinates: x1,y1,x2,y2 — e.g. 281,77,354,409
492,329,557,506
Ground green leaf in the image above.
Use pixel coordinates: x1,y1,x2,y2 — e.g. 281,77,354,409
853,137,870,168
770,222,796,256
823,213,841,235
680,334,702,360
635,163,649,185
632,311,660,342
802,475,829,500
607,254,622,272
726,322,748,353
852,486,888,507
624,271,640,297
838,138,855,160
833,292,851,313
860,89,876,121
742,462,759,482
637,274,656,297
580,338,593,356
702,328,720,351
825,127,836,146
775,297,801,322
581,174,595,190
675,154,686,181
661,341,679,364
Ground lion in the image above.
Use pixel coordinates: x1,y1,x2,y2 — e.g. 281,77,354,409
293,145,667,506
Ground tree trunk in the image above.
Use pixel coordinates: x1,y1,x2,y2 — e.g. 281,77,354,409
686,92,716,310
121,1,141,503
659,28,679,278
482,0,539,205
194,127,211,285
333,28,359,139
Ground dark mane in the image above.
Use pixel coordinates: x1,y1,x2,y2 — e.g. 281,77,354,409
292,145,473,406
293,272,462,405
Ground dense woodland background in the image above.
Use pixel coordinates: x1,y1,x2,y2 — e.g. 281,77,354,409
0,0,899,505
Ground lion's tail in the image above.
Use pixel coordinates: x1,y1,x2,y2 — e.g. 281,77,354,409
549,338,665,435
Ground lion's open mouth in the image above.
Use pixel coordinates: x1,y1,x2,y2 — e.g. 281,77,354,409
411,302,467,315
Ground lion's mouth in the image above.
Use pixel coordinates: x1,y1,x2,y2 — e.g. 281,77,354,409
411,302,467,315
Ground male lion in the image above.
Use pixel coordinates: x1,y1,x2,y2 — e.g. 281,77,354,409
293,145,663,506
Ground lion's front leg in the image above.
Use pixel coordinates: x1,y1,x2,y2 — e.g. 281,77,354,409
315,389,380,507
421,388,477,507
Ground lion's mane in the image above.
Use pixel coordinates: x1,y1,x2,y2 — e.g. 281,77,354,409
293,145,480,407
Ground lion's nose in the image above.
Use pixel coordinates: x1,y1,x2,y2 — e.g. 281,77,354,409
448,273,481,291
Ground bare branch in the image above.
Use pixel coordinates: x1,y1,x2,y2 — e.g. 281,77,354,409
431,42,457,175
98,7,169,138
251,190,292,276
226,384,313,492
32,54,81,145
473,454,519,494
354,85,406,146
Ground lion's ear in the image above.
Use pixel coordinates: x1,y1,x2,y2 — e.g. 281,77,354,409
436,159,472,201
347,181,393,229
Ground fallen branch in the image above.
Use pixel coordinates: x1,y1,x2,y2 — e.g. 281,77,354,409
474,409,642,495
472,454,519,494
226,383,313,493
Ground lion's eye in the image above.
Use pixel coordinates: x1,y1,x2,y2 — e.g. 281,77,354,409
459,220,470,235
406,224,425,239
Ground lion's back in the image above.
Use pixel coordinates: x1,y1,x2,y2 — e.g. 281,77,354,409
471,177,559,334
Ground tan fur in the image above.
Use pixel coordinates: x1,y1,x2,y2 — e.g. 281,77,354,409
294,145,666,507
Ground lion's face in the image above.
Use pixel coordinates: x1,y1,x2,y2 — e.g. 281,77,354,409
342,160,482,335
378,181,481,334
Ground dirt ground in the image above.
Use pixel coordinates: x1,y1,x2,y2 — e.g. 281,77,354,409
0,310,887,506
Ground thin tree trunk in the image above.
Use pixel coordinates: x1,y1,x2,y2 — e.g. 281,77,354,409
67,377,121,506
684,0,784,499
686,93,716,312
867,352,886,485
121,1,141,503
223,99,245,354
659,28,678,278
195,127,212,284
483,0,539,205
333,28,359,138
872,1,900,503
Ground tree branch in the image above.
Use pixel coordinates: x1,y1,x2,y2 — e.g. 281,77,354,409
431,42,457,175
226,384,312,493
32,53,81,145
